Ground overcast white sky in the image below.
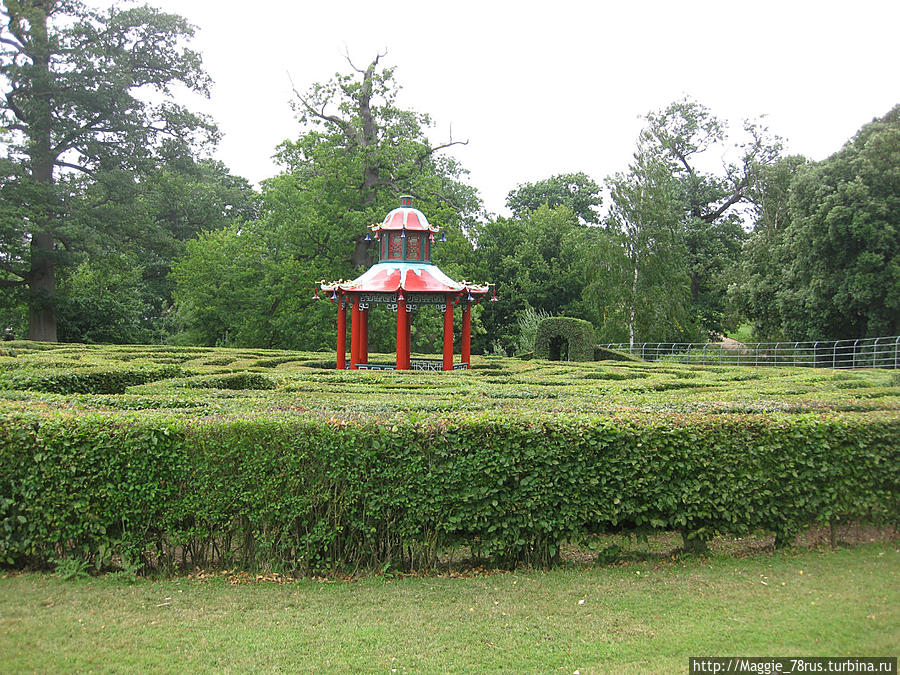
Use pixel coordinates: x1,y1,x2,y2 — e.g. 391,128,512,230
137,0,898,217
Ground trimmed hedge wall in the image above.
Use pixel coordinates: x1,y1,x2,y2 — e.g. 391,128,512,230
534,317,596,361
1,413,897,571
0,364,183,394
594,346,644,362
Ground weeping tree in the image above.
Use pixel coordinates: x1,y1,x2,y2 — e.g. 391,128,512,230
0,0,215,341
598,144,693,345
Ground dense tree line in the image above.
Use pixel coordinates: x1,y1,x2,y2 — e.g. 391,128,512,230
2,2,897,350
732,108,899,340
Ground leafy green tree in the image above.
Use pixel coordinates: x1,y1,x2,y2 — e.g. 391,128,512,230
55,254,153,344
286,54,481,267
173,56,483,351
591,145,695,344
171,224,275,346
0,0,214,341
506,172,603,224
779,107,899,339
733,107,899,341
472,205,587,354
48,156,256,344
635,98,780,337
133,157,256,336
731,155,809,340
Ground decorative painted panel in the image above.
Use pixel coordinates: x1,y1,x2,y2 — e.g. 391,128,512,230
388,233,402,259
407,234,421,260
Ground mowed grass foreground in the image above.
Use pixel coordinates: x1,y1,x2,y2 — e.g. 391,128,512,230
2,544,898,673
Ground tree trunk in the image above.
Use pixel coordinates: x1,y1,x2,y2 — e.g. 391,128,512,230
27,233,57,341
351,239,371,268
629,262,638,348
25,6,58,342
349,58,380,268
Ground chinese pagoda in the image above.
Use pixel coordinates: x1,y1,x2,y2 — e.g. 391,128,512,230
319,196,493,370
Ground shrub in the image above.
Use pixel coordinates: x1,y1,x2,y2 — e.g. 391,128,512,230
0,364,183,394
191,373,276,390
1,343,897,573
516,307,552,355
534,317,595,361
594,346,643,362
1,412,896,572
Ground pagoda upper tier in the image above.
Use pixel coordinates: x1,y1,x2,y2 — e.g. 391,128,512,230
321,195,489,298
373,195,439,264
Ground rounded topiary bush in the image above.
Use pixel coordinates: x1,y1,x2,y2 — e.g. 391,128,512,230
534,317,595,361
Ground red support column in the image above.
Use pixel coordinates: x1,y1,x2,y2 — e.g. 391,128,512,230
461,301,472,368
442,298,454,370
360,307,369,364
336,296,346,370
350,295,360,370
406,308,412,365
396,296,408,370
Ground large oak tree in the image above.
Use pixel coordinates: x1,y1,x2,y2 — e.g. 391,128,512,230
0,0,214,340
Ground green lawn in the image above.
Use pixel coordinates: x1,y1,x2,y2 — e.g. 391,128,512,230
2,543,897,673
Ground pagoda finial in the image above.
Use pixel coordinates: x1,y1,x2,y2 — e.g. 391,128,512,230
400,195,413,207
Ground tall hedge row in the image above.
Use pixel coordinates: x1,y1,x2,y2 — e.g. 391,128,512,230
0,364,184,394
1,413,897,571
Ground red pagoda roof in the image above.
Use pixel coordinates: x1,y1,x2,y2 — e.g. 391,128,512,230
373,204,437,233
377,206,437,232
323,262,488,296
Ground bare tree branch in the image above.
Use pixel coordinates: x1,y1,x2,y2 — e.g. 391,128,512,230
344,48,385,75
288,71,358,143
0,36,25,51
0,259,26,279
700,182,747,223
0,278,26,288
417,138,468,165
53,159,96,177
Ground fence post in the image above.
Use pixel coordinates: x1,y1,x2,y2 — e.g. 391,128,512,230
852,339,859,369
813,342,819,369
896,336,899,370
794,342,800,367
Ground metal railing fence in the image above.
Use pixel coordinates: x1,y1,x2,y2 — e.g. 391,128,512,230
598,336,900,369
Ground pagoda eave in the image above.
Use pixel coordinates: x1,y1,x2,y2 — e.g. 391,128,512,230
321,262,489,296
